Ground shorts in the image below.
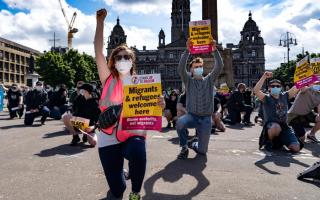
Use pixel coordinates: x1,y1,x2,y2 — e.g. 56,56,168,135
266,122,300,149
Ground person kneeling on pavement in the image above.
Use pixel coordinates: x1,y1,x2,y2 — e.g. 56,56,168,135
176,37,223,159
24,81,49,126
47,87,68,120
164,91,178,128
288,83,320,143
7,84,24,119
254,72,302,153
63,83,100,146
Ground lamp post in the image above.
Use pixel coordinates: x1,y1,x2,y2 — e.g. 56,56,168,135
279,31,298,66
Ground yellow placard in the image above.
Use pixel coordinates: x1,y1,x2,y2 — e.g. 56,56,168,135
294,56,313,83
123,83,162,117
189,20,213,54
311,58,320,75
70,116,90,131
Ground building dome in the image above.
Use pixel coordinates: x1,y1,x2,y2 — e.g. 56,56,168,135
243,11,258,32
112,17,125,35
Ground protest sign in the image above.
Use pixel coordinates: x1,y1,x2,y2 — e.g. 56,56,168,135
122,74,162,131
70,116,90,131
218,83,230,96
311,57,320,80
294,56,317,88
189,20,213,54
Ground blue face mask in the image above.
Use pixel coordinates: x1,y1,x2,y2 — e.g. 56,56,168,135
271,87,281,95
311,85,320,91
193,67,203,77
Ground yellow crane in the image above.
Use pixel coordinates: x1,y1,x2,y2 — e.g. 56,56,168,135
58,0,78,49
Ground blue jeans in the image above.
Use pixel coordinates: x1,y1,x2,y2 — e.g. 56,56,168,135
98,136,146,198
176,113,212,154
24,106,50,125
49,105,68,120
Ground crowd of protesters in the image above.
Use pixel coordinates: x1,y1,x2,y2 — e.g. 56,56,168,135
0,7,319,200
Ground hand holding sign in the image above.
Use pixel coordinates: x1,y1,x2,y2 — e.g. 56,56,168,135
210,36,217,52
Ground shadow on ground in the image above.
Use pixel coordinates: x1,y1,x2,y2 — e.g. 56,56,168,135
298,179,320,188
34,143,93,157
303,142,320,158
1,123,42,129
42,130,69,139
143,154,209,200
255,150,310,175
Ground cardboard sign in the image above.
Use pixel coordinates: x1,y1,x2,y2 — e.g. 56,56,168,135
189,20,213,54
70,116,90,131
311,57,320,80
122,74,162,131
294,56,318,88
218,83,229,96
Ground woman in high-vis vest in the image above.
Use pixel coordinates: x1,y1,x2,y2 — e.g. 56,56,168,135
93,9,165,200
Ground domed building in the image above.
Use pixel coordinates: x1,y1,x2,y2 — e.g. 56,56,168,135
107,17,127,56
227,11,265,87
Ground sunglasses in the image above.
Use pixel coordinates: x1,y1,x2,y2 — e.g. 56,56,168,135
270,85,281,88
114,54,131,61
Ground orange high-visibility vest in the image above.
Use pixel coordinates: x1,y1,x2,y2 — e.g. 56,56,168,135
99,75,146,142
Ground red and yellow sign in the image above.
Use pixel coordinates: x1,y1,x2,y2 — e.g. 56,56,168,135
294,56,318,88
189,20,213,54
70,116,90,131
122,74,162,131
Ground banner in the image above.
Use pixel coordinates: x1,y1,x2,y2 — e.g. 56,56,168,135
122,74,162,131
294,56,317,88
189,20,213,55
70,116,90,131
311,57,320,80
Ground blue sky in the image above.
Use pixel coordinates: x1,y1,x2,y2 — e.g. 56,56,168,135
0,0,319,69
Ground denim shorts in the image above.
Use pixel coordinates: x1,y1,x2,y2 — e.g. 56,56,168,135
266,122,300,149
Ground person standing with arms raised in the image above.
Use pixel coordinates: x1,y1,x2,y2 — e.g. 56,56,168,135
93,9,165,200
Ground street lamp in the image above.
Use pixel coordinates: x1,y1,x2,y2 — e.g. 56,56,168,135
279,31,298,66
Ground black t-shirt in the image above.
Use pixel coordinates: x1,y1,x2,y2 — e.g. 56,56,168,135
7,90,22,106
165,96,178,114
73,97,100,126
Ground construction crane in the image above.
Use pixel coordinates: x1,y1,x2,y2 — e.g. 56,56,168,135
58,0,78,49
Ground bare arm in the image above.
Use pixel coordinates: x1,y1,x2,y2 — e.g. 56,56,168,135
288,86,299,99
253,72,272,102
94,9,110,87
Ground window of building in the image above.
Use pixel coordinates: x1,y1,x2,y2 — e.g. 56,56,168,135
16,65,20,73
21,75,25,83
21,66,25,74
10,63,14,72
10,73,14,82
0,50,3,60
21,56,25,65
16,75,20,83
0,61,3,71
16,55,20,63
140,69,145,75
169,53,174,59
251,50,256,57
4,73,9,82
5,52,9,61
10,53,14,62
5,62,9,72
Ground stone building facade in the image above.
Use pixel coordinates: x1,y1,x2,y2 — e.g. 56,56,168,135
0,37,41,87
227,12,265,87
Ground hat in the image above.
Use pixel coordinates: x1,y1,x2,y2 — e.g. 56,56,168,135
79,83,93,94
36,81,43,86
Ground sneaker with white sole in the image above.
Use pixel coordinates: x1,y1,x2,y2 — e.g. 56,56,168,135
297,161,320,180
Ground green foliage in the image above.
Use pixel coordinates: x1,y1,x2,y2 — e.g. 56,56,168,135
35,50,98,88
272,52,319,86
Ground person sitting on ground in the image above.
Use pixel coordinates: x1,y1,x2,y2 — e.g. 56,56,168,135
176,37,223,159
288,82,320,143
164,91,178,128
63,83,100,146
7,84,24,119
225,83,254,125
254,72,301,153
47,87,68,120
212,95,226,133
24,81,49,126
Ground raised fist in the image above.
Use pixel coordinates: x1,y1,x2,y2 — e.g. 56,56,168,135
96,9,107,21
264,71,273,79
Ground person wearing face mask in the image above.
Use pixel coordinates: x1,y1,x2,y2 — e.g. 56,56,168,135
90,81,101,100
7,84,24,119
63,83,100,146
176,37,223,159
93,9,165,200
24,81,49,126
287,82,320,143
254,72,301,152
225,83,254,125
69,81,84,105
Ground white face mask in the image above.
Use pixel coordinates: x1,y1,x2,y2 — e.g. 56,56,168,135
36,86,42,91
80,89,84,95
115,59,133,75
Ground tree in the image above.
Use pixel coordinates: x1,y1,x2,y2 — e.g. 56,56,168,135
36,51,75,88
35,50,99,88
